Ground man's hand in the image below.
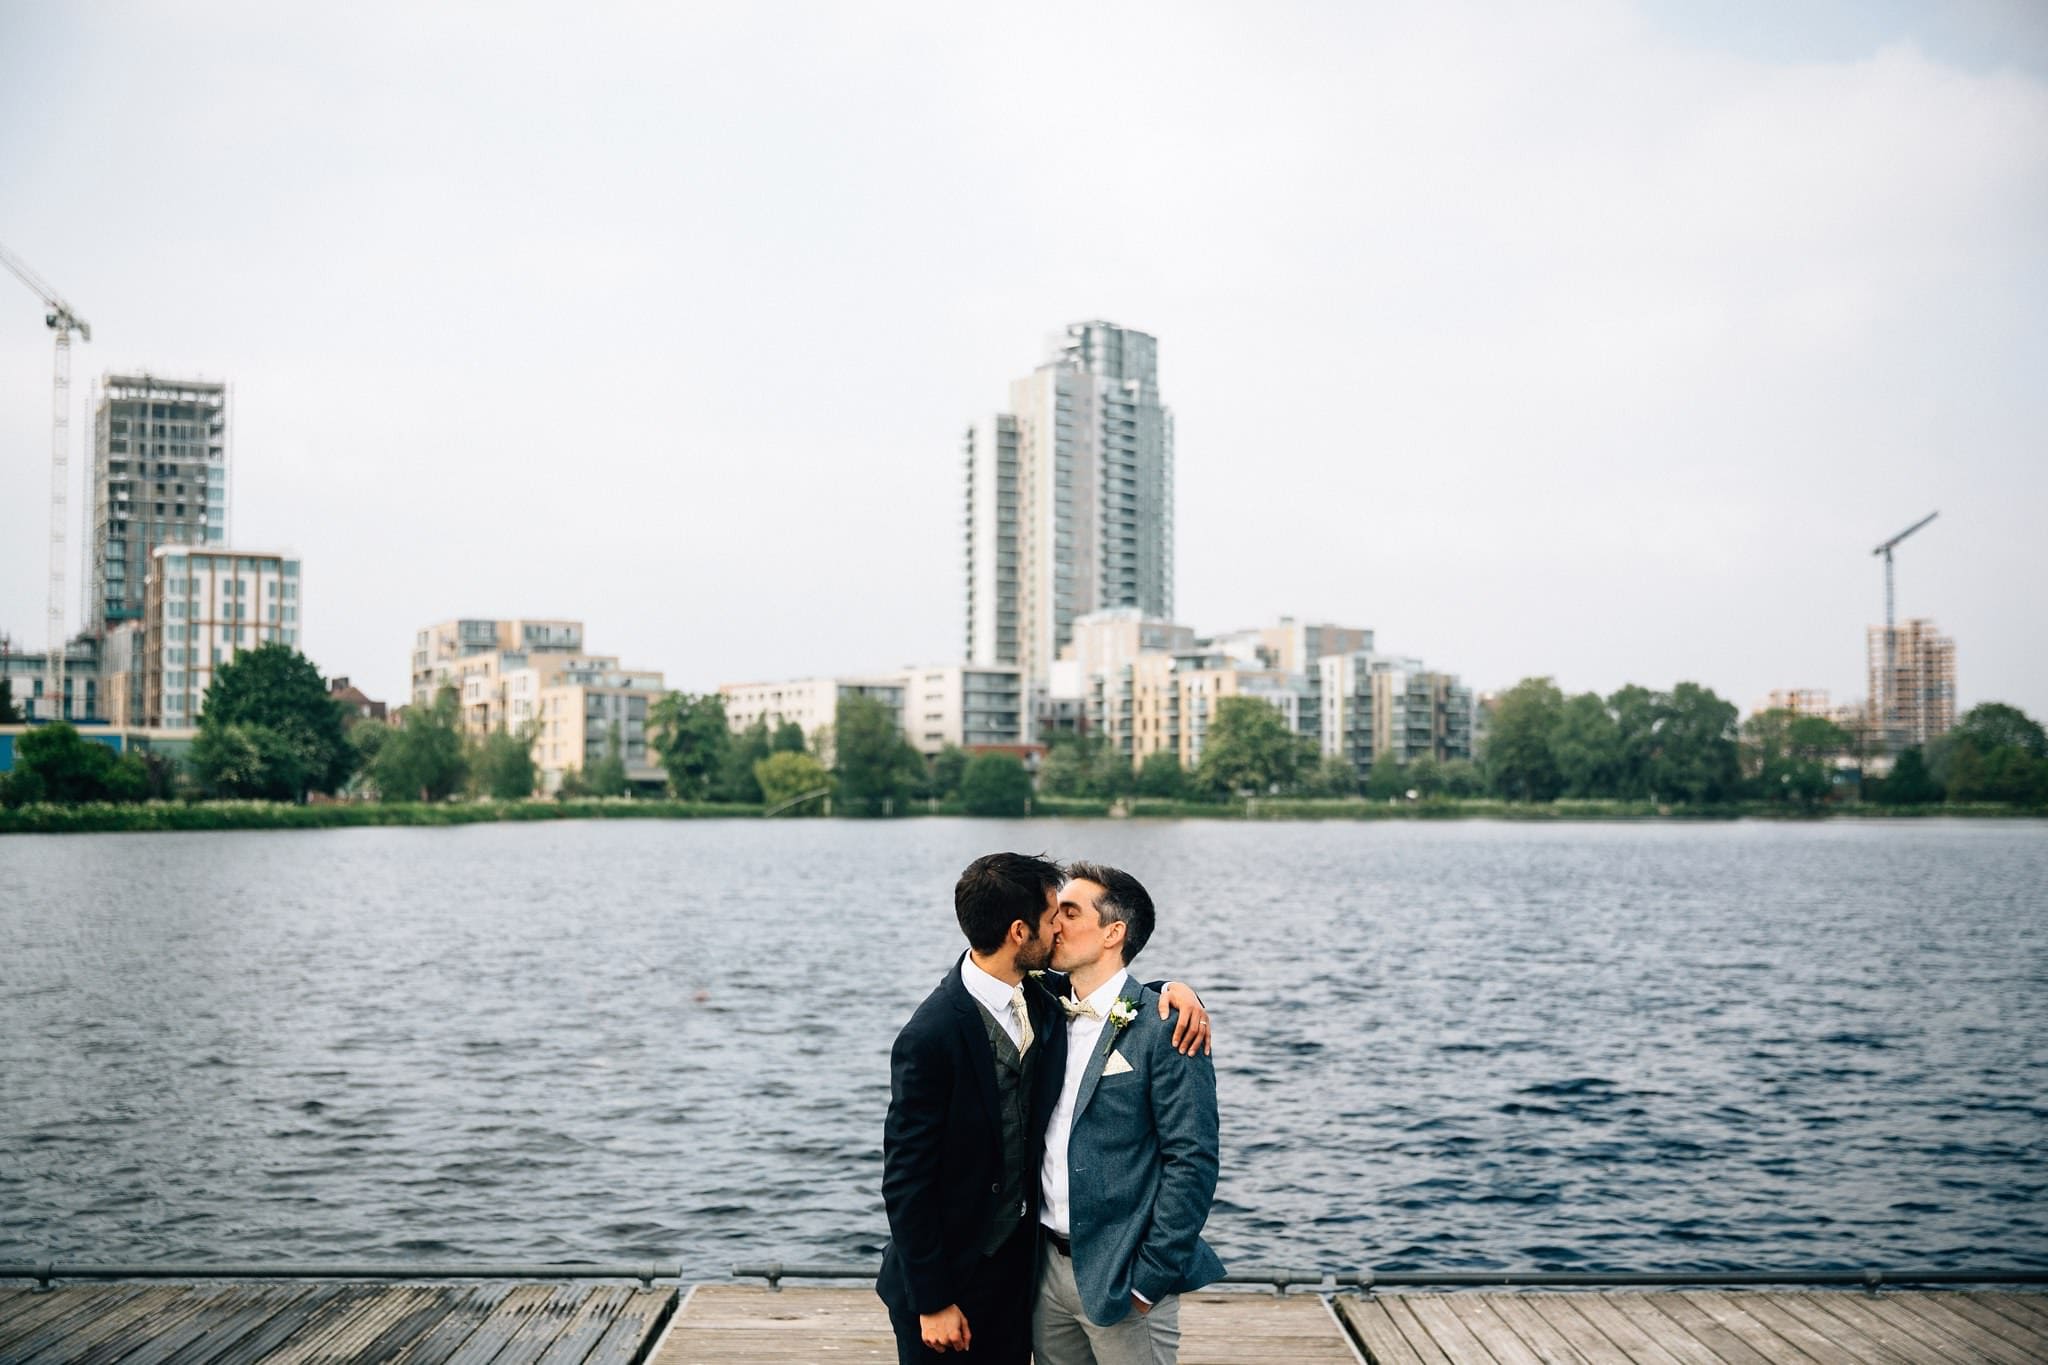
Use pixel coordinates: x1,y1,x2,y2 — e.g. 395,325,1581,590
1131,1293,1152,1316
920,1304,971,1352
1159,982,1211,1055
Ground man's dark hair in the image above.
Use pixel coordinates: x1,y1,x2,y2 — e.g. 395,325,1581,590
1062,861,1155,964
955,852,1065,954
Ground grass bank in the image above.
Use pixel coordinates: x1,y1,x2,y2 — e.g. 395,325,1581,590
0,798,763,835
4,796,2038,835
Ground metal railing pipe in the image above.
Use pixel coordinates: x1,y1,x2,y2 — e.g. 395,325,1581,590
0,1260,682,1289
727,1262,2048,1292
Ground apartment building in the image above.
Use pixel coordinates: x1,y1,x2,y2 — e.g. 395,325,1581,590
966,322,1175,686
411,618,583,708
1315,652,1474,774
1866,618,1956,751
142,547,302,728
533,657,666,792
89,374,229,632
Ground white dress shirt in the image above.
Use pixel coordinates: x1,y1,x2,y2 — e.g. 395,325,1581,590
960,954,1026,1052
1038,967,1130,1239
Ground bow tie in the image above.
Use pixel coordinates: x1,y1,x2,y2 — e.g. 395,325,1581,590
1059,997,1101,1020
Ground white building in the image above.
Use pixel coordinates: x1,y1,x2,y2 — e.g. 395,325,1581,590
1315,652,1474,773
896,664,1028,756
965,321,1175,687
142,547,302,728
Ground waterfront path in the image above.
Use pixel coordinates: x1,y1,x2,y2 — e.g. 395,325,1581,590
5,1279,2047,1362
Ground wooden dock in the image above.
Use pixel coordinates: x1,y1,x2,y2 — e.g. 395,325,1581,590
0,1281,674,1365
3,1280,2044,1362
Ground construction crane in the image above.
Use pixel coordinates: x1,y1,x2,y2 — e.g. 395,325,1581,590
0,241,92,723
1872,510,1938,632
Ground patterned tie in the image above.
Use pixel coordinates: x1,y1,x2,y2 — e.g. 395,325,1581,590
1060,996,1100,1020
1008,983,1034,1055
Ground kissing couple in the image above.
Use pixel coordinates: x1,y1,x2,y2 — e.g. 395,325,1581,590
878,852,1225,1365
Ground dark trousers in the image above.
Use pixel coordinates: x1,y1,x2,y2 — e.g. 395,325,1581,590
887,1221,1036,1365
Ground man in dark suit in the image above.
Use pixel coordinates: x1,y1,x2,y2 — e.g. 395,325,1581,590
878,853,1209,1363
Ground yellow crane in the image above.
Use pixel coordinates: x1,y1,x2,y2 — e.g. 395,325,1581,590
0,241,92,721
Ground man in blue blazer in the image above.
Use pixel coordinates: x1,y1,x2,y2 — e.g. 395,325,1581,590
878,853,1210,1364
1033,862,1224,1365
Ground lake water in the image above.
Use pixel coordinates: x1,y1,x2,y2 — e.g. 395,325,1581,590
2,818,2044,1279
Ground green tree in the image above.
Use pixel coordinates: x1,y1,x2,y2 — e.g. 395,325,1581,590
1946,740,2048,805
1553,692,1621,797
928,744,969,800
584,723,629,797
1744,708,1851,808
1652,682,1740,804
374,687,468,802
834,693,922,816
1607,684,1662,800
649,691,732,798
1037,736,1097,797
1952,702,2048,759
1364,751,1407,800
4,723,149,804
1136,750,1191,799
755,750,831,814
195,642,352,800
1438,758,1486,797
472,726,537,799
1406,755,1444,797
1485,677,1565,801
1870,746,1942,805
0,677,22,723
772,720,807,754
961,751,1031,816
1197,696,1304,794
718,718,773,803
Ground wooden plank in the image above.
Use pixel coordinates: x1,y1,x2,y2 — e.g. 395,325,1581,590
0,1283,169,1363
1180,1292,1362,1364
1888,1292,2048,1364
440,1284,566,1365
1335,1297,1437,1365
1404,1294,1518,1364
151,1283,326,1365
1849,1291,2018,1365
1785,1292,1964,1365
487,1284,605,1365
1468,1295,1595,1365
160,1284,375,1365
528,1284,632,1365
1375,1296,1457,1365
257,1284,438,1365
1690,1291,1867,1365
1515,1296,1639,1364
0,1284,144,1355
1563,1295,1692,1365
1623,1293,1781,1365
345,1284,478,1365
1671,1291,1821,1364
577,1287,678,1365
389,1283,519,1365
124,1284,342,1365
15,1284,196,1365
0,1286,39,1322
1979,1292,2048,1336
53,1283,239,1365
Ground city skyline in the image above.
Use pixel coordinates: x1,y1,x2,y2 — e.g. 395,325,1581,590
2,4,2044,721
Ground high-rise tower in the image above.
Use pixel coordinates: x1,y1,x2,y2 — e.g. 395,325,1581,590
964,321,1174,686
88,374,229,632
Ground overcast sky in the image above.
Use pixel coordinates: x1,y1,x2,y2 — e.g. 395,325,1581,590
3,1,2045,719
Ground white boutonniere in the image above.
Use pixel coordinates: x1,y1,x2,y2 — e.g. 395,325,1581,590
1103,996,1139,1056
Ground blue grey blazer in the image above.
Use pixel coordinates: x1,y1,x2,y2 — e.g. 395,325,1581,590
1064,981,1226,1325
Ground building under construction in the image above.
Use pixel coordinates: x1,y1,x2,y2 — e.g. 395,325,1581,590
1867,618,1955,752
88,373,230,633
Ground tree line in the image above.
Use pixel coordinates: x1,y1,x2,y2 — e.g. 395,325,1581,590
4,650,2043,812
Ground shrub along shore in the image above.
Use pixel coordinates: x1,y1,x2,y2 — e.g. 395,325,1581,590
2,795,2039,835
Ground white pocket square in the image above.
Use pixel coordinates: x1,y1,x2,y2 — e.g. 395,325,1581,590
1103,1049,1133,1076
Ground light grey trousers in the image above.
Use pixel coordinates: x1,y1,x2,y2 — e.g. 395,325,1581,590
1031,1241,1182,1365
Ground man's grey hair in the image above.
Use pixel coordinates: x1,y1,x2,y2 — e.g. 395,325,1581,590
1062,861,1156,964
